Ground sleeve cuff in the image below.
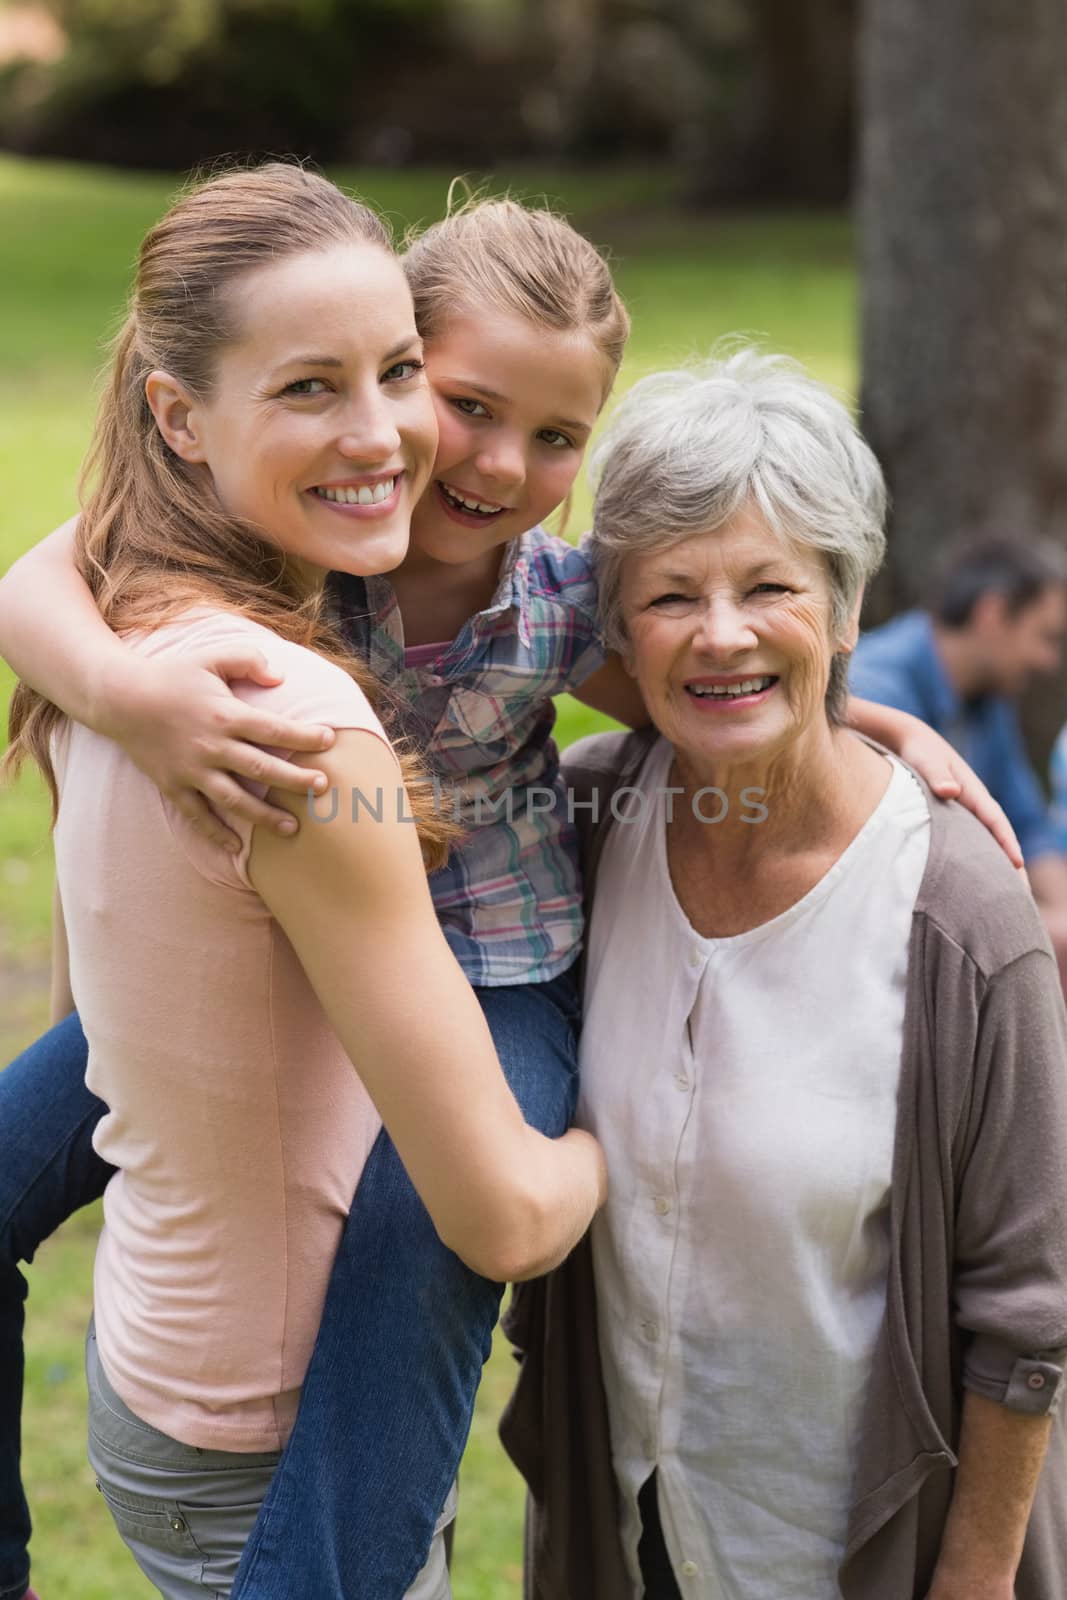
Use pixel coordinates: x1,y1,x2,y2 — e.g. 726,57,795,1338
963,1335,1067,1415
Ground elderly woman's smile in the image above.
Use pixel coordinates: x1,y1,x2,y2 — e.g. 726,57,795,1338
681,673,777,706
620,504,845,781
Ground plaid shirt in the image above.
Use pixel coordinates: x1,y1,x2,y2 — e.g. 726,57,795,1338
331,525,606,986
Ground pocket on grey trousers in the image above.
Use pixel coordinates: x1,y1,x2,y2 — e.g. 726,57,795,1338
86,1323,280,1598
94,1475,204,1555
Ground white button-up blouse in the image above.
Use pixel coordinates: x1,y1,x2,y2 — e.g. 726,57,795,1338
577,739,930,1597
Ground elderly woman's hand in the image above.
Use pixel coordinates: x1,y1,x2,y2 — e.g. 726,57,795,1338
848,697,1025,873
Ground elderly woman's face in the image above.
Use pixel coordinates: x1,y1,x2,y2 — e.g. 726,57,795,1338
619,504,848,767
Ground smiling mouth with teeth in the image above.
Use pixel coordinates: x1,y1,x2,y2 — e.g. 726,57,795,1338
439,482,506,518
312,477,396,507
687,677,778,699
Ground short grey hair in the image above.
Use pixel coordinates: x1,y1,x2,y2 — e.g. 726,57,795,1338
588,348,887,722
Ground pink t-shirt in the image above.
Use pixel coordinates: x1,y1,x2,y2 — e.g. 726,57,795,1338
52,610,394,1452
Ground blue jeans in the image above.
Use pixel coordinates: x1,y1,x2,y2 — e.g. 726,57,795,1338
0,1012,113,1600
0,973,580,1600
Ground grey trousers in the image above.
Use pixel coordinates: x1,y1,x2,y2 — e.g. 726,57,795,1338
86,1326,456,1599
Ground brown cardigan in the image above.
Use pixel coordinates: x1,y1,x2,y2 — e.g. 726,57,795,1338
500,730,1067,1600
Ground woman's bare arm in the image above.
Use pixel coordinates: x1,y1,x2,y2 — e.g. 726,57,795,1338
248,730,607,1283
0,520,338,846
925,1391,1051,1600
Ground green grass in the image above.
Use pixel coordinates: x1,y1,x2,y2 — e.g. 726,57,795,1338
0,154,855,1596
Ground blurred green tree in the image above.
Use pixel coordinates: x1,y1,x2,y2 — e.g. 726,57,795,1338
1,0,857,194
1,0,458,166
526,0,854,200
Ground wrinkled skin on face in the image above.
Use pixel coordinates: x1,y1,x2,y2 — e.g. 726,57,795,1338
618,504,857,794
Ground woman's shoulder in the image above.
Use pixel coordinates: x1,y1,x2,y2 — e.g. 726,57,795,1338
560,728,662,871
132,607,385,736
917,791,1053,979
130,606,300,663
561,726,660,787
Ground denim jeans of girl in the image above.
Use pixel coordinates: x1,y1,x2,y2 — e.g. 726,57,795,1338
0,972,580,1600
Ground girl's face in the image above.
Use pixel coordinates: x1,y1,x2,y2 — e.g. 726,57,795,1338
408,308,608,568
162,243,439,583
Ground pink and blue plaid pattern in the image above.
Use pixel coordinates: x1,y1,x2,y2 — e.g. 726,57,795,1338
332,526,605,986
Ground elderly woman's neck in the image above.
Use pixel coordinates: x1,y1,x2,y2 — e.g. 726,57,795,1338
666,725,892,925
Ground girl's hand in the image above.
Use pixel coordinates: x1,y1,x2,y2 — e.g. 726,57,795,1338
895,719,1024,871
100,647,335,851
847,696,1024,870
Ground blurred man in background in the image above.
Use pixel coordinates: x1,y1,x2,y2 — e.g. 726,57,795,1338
852,537,1067,981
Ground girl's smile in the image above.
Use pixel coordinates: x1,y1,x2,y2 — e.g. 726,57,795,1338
434,479,512,528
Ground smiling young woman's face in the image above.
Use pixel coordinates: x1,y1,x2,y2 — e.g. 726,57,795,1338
406,308,608,570
173,242,439,582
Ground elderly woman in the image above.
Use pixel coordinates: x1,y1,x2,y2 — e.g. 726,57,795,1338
502,350,1067,1600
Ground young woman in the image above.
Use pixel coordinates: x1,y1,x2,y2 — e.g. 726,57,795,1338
2,162,605,1599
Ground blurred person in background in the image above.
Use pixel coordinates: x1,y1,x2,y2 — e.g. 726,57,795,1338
851,537,1067,983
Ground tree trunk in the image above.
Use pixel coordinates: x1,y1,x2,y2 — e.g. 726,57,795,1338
859,0,1067,765
684,0,856,205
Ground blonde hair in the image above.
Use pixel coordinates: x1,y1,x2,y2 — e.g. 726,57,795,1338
403,191,630,398
5,161,454,867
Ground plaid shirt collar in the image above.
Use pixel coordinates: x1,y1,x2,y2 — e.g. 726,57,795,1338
361,535,535,656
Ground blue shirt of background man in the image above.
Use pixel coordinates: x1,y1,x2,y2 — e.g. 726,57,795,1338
1047,731,1067,853
850,609,1060,864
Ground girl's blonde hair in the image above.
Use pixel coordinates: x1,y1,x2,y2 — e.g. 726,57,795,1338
403,191,630,397
5,161,453,867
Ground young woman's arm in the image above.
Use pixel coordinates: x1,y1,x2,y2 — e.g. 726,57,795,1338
248,730,607,1283
847,696,1023,868
0,522,337,847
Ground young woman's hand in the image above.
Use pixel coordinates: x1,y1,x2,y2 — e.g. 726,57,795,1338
99,647,336,851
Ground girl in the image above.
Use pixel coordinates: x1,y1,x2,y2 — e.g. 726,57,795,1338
0,191,1018,1598
0,164,605,1600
